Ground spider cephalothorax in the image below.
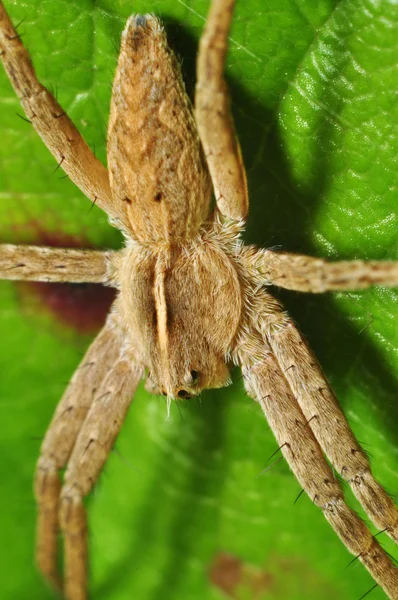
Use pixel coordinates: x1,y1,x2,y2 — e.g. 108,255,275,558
113,215,245,399
1,1,398,599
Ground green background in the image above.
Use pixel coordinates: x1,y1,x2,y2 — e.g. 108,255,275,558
0,0,397,599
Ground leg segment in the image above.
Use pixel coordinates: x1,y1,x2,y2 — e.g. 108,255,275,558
0,244,114,284
0,2,129,231
249,248,398,291
59,358,142,600
239,332,398,599
195,0,248,220
262,312,398,543
35,318,122,589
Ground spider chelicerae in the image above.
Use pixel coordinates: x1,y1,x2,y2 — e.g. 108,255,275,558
0,0,398,599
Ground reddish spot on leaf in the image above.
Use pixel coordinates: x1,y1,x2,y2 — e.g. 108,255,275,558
209,553,242,597
14,224,115,334
209,552,273,599
17,280,115,335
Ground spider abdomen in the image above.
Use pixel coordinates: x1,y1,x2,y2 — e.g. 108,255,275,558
108,15,212,244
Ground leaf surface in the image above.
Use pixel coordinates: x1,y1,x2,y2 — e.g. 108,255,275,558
0,1,397,599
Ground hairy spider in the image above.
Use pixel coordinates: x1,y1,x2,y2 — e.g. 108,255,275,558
0,1,398,599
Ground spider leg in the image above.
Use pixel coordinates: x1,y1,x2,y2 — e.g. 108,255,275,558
59,357,142,600
261,311,398,544
0,244,115,283
35,317,123,590
247,248,398,291
195,0,248,220
238,327,398,599
0,2,129,231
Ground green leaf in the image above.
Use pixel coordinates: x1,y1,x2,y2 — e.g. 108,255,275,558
0,0,397,599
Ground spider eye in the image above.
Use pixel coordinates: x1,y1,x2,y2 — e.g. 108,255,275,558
190,370,200,385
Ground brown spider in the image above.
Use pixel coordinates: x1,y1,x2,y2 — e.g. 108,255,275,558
0,0,398,599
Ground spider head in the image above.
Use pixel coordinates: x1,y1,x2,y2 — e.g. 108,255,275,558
144,351,232,400
117,241,242,400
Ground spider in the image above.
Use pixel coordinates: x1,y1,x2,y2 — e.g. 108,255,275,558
0,0,398,599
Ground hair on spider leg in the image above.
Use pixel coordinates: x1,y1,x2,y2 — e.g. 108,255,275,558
51,155,65,175
369,534,398,565
3,261,24,271
256,437,297,479
15,112,31,124
110,38,119,56
52,404,93,427
244,393,267,418
358,583,379,600
48,83,58,101
357,314,375,335
94,391,112,404
381,548,398,566
255,456,284,479
373,527,389,538
293,488,305,505
389,492,398,505
342,512,396,571
92,109,110,149
346,551,365,569
13,16,27,31
88,195,98,213
342,292,376,333
74,360,96,372
355,443,374,462
6,31,22,42
106,60,118,83
330,465,346,487
111,447,143,476
52,111,66,120
107,79,115,98
347,544,398,572
302,414,318,429
263,441,291,465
